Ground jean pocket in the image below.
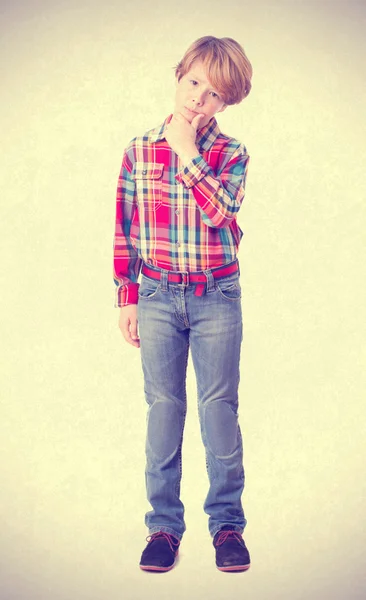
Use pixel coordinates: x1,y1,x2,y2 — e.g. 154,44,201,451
132,162,164,211
216,278,241,301
138,275,161,299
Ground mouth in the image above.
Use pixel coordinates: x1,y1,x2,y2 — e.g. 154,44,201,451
185,106,199,115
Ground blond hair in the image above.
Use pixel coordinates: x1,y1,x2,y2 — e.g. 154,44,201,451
174,36,253,105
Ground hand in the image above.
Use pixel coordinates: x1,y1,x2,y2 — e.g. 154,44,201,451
118,305,140,348
165,112,204,161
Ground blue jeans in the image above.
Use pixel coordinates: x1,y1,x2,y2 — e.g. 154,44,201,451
136,260,247,540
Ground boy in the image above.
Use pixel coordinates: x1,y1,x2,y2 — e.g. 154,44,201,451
113,36,253,572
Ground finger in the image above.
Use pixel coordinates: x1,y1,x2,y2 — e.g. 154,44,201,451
128,318,140,348
191,113,204,131
130,319,140,341
125,330,140,348
119,317,140,348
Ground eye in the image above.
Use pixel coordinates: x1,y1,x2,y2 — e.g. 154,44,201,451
190,80,198,86
210,91,219,98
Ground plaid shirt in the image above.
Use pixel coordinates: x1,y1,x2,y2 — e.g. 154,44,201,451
113,114,250,306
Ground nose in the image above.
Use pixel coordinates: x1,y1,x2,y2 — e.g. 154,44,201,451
192,91,205,106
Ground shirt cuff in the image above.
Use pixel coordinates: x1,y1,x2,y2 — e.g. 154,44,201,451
114,282,139,307
175,155,210,189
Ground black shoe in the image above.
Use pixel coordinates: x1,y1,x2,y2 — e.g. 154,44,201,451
213,525,251,572
139,531,180,572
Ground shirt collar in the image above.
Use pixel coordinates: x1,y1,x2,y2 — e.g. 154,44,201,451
148,114,221,152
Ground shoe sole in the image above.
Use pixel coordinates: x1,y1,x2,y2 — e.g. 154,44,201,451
139,552,179,572
140,565,174,573
217,564,251,572
139,562,176,572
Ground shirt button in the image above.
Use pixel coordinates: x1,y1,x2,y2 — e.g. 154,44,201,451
176,242,180,247
142,169,147,175
175,209,180,215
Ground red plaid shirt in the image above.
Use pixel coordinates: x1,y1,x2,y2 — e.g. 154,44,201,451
113,114,250,306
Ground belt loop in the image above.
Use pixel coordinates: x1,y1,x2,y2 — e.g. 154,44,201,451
160,269,168,291
203,268,215,292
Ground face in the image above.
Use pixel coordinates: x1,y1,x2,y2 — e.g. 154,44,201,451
174,60,227,129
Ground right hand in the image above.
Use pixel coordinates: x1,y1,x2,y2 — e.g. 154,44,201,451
118,304,140,348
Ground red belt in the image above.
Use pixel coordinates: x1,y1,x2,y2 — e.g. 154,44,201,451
141,261,239,296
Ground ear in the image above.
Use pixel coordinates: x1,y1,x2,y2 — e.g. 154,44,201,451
217,103,228,114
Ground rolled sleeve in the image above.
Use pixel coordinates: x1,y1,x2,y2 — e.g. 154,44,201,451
115,281,140,307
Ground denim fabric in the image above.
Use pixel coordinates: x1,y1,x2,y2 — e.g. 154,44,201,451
136,260,247,540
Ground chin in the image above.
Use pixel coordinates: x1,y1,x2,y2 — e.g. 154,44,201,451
183,106,198,118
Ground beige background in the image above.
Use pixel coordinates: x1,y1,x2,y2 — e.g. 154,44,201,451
1,0,365,598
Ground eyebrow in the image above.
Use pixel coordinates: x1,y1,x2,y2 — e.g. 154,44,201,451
190,73,202,81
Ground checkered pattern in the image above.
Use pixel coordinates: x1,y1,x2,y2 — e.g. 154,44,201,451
113,114,250,306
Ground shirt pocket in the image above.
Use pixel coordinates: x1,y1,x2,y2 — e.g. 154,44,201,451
132,162,164,211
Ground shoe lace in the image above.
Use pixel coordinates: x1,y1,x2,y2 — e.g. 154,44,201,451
215,529,243,546
146,532,180,552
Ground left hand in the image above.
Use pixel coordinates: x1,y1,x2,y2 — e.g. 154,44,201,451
165,112,204,158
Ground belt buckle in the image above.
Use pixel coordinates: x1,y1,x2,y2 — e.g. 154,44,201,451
179,271,189,287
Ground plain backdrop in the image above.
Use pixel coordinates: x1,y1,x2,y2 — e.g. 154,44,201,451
1,1,365,599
